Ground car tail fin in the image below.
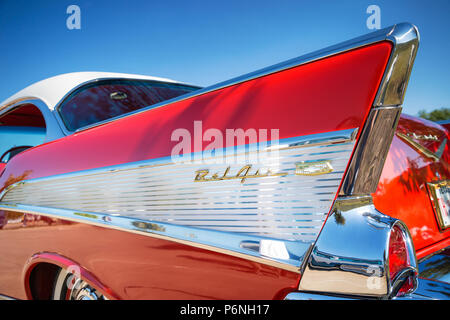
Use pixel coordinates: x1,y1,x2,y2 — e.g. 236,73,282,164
0,24,419,284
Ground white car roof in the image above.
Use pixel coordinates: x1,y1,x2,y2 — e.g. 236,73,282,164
0,72,182,111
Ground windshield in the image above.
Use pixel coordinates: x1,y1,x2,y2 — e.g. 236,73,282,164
58,79,199,131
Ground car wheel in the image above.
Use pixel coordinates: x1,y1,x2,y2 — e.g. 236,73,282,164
52,268,107,300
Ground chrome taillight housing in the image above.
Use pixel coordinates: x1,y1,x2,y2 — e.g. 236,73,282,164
298,197,418,299
387,223,418,297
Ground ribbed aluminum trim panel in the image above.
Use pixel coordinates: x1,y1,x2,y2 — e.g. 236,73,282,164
1,131,356,241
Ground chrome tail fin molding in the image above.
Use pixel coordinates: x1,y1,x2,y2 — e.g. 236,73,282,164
340,23,419,197
296,23,421,299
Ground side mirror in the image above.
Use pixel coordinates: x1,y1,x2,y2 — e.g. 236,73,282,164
0,162,6,176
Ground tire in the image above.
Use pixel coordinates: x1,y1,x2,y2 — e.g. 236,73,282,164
52,268,107,300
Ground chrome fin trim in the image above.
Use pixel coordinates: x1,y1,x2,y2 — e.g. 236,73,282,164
340,23,419,196
0,130,356,242
69,23,416,135
340,106,402,195
0,129,357,270
374,23,420,107
296,23,420,298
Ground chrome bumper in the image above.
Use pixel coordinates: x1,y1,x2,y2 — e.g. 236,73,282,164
285,277,450,300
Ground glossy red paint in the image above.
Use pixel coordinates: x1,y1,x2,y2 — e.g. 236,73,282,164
0,42,393,299
0,42,392,188
0,212,299,299
439,122,450,132
415,237,450,261
373,114,450,257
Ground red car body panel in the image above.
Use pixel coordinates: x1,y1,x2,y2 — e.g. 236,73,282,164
1,33,448,299
0,42,391,187
373,114,450,259
0,217,299,300
0,42,394,299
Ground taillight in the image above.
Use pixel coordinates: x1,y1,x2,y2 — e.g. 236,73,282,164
298,198,419,298
389,225,410,279
388,224,417,297
397,276,415,296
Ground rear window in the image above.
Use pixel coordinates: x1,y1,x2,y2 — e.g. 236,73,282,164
58,79,199,131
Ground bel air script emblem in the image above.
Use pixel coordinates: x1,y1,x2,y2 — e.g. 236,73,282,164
194,161,333,183
194,165,287,184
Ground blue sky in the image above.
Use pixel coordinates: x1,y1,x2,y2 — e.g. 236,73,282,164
0,0,448,116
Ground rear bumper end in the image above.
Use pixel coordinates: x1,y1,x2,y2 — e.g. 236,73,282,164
285,278,450,300
286,246,450,300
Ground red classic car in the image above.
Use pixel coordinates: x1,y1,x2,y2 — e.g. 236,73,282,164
0,22,448,300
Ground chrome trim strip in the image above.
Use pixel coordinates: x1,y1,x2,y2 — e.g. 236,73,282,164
285,291,356,300
0,203,302,272
374,23,419,107
0,128,356,199
0,129,357,270
302,23,420,297
285,278,449,300
0,294,16,300
63,23,413,135
437,120,450,126
340,23,419,196
397,133,446,162
0,141,354,241
340,106,402,195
